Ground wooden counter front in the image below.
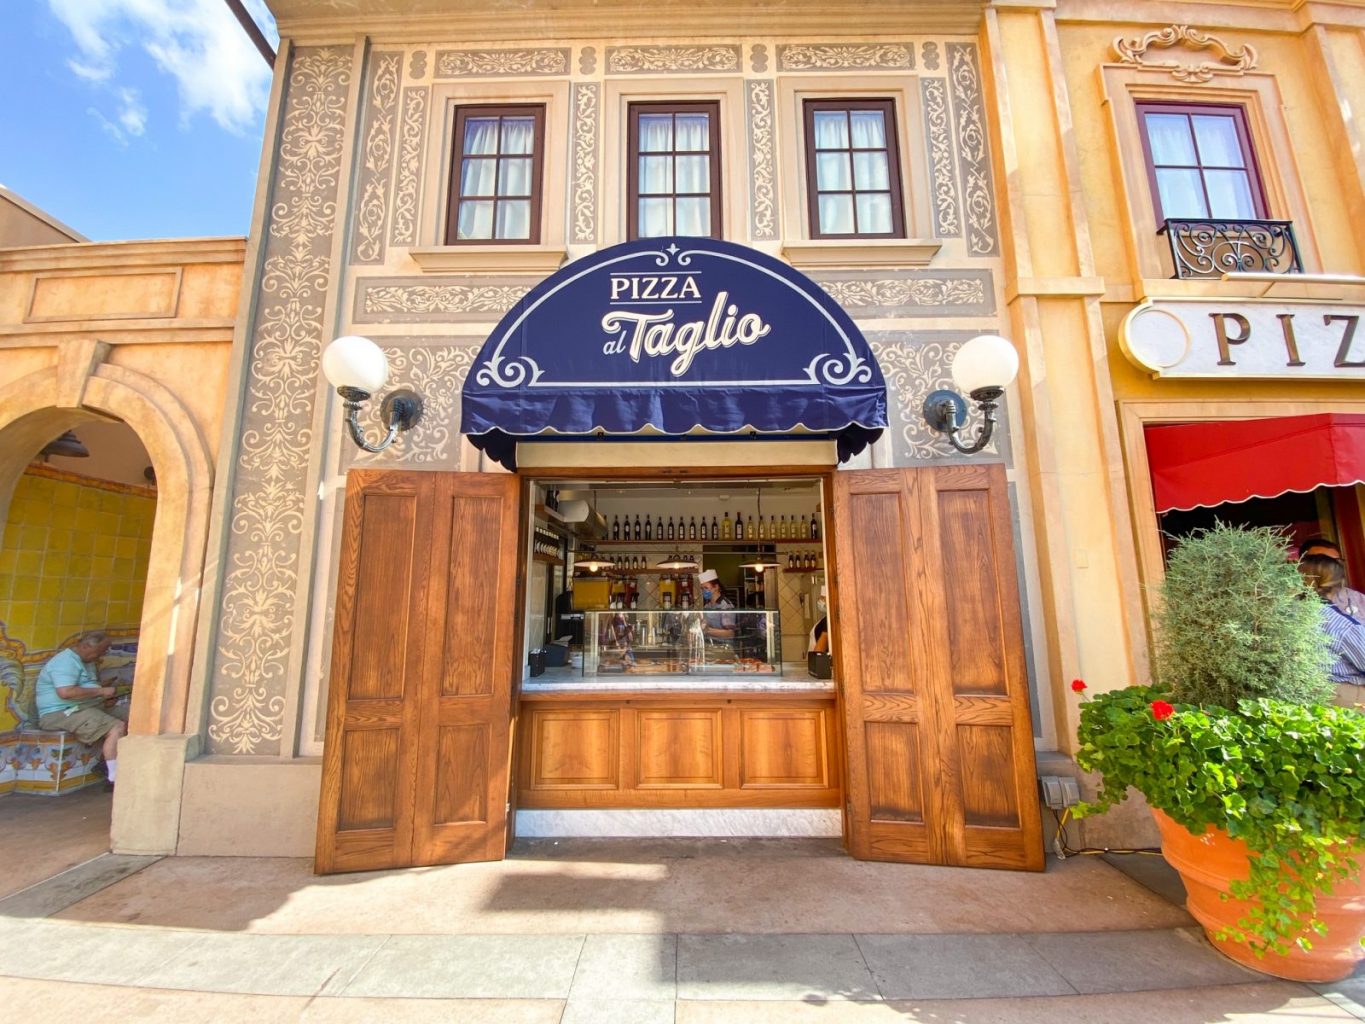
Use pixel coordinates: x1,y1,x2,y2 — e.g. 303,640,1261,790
515,690,842,809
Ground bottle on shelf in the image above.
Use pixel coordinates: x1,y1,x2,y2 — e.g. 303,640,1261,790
756,516,766,540
633,514,642,541
768,514,776,539
735,511,745,541
721,511,733,539
710,515,719,540
688,516,697,541
612,515,620,540
667,516,676,541
811,511,820,541
779,514,789,539
645,516,653,541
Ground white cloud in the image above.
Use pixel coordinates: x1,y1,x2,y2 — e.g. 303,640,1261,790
88,106,130,145
118,88,147,136
47,0,276,135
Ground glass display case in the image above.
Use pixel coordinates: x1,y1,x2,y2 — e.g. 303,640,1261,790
582,609,782,677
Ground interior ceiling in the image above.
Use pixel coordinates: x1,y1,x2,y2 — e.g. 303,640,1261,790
556,479,820,499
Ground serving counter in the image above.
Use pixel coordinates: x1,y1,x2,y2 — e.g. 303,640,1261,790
516,609,840,810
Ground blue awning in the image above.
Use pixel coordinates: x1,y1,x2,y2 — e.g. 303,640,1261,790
460,238,887,469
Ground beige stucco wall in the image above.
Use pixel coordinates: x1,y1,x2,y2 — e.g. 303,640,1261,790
0,237,244,854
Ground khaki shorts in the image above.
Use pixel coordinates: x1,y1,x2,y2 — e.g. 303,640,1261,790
38,703,130,744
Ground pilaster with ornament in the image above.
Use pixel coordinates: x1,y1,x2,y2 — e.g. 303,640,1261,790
947,43,999,257
746,80,776,242
349,51,400,265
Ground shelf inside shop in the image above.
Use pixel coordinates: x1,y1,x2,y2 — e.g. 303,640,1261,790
532,553,565,566
782,567,823,573
592,538,821,547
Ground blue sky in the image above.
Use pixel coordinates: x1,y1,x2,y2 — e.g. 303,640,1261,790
0,1,278,241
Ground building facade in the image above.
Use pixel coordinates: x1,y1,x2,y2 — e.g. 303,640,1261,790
5,0,1359,864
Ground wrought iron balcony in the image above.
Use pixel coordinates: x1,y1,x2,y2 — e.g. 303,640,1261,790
1159,219,1303,280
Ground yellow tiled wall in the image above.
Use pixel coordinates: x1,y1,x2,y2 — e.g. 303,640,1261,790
0,471,154,651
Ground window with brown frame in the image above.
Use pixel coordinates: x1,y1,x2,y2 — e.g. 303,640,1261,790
444,105,546,244
803,99,905,239
1135,102,1268,222
627,101,722,239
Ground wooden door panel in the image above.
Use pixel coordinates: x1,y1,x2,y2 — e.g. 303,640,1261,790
526,709,620,789
316,472,434,874
834,465,1042,871
412,473,521,867
318,470,521,874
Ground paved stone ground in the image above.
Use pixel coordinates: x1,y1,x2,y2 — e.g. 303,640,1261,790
0,836,1362,1021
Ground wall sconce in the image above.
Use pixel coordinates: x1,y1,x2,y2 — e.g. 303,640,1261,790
321,335,423,454
922,334,1019,455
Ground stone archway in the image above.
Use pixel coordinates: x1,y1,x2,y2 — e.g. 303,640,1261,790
0,355,213,853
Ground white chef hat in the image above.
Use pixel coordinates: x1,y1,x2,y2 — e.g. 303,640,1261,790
820,586,827,598
698,569,719,584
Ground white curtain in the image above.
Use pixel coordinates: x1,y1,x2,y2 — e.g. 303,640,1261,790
501,117,535,155
849,110,886,149
637,111,713,237
1144,113,1196,165
462,117,499,156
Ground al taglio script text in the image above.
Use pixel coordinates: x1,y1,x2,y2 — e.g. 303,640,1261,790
601,290,772,377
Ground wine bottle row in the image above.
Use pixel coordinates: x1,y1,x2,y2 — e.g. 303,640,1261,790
610,510,820,543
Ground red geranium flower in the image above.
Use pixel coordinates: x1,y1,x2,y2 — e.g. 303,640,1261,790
1150,700,1175,721
1071,679,1087,693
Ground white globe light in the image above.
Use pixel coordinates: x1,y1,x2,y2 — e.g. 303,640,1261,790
951,334,1019,395
322,335,389,394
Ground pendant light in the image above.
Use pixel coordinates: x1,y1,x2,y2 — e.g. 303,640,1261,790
574,488,615,572
656,551,699,570
740,486,780,572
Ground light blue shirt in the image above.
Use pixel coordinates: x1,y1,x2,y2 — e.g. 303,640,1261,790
34,648,100,717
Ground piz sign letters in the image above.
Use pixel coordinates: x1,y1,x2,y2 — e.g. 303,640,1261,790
1120,300,1365,380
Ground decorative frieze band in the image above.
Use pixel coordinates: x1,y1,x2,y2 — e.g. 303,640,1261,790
746,80,776,242
813,270,994,318
571,83,600,245
353,276,534,323
947,43,999,257
349,51,400,265
207,46,353,757
776,43,915,71
389,86,428,247
605,45,741,74
434,48,570,77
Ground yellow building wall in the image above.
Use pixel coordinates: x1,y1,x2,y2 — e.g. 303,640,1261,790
0,468,153,652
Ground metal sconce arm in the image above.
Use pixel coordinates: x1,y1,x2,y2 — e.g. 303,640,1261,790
922,386,1004,455
336,385,424,454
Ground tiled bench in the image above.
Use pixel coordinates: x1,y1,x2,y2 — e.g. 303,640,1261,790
6,729,103,795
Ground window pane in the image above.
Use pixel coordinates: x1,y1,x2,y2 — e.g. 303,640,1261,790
816,152,851,191
850,109,887,149
812,110,848,149
639,197,673,236
638,156,673,195
1155,167,1208,218
499,158,532,197
853,151,890,190
675,155,709,194
638,114,673,152
501,117,535,155
675,114,710,151
1192,115,1246,168
460,158,497,197
456,200,495,239
495,200,531,239
462,117,500,155
676,197,710,236
1205,169,1257,219
856,193,893,234
817,193,855,235
1144,113,1197,165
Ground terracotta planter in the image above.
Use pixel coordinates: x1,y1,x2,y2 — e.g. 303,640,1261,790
1151,807,1365,982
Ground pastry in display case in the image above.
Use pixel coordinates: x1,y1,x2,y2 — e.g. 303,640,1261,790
582,610,782,677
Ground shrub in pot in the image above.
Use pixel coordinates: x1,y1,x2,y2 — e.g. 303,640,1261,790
1075,524,1365,981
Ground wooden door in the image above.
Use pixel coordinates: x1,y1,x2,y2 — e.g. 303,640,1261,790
316,470,522,874
832,465,1043,871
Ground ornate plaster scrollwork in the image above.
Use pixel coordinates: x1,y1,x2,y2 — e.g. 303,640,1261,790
606,45,740,74
1112,25,1258,83
746,80,776,242
353,345,478,466
571,83,599,245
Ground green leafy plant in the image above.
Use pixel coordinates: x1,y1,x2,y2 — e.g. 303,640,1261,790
1076,524,1360,954
1076,686,1365,954
1154,524,1333,707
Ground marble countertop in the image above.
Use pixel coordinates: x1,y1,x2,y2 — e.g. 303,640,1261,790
522,662,834,694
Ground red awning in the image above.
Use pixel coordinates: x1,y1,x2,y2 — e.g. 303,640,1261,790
1145,413,1365,513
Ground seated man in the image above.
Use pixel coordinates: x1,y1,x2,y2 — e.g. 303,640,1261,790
34,631,126,788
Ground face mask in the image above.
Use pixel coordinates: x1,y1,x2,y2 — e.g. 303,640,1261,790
816,599,827,613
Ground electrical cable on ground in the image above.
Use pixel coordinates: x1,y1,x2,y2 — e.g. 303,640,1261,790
1050,806,1162,859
